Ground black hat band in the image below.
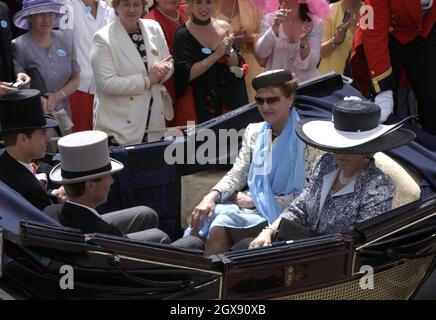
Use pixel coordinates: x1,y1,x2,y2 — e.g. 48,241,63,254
61,163,112,180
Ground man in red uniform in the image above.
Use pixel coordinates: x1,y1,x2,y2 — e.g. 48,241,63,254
351,0,436,135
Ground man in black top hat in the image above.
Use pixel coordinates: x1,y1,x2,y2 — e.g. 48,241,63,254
0,89,64,210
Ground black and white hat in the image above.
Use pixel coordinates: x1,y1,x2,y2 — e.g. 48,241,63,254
295,100,415,154
49,131,124,184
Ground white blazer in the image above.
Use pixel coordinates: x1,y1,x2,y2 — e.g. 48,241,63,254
91,18,173,145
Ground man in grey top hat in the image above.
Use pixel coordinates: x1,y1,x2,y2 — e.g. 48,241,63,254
50,130,204,249
0,89,65,210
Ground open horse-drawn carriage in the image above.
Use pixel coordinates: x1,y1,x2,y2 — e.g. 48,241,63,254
1,73,436,299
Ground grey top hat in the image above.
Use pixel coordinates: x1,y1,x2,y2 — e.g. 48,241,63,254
13,0,66,30
49,130,124,184
0,89,57,133
295,100,415,154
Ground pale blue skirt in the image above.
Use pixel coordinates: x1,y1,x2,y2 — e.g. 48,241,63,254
183,202,267,239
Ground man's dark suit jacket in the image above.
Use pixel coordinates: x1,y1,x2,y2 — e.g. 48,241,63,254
59,202,123,236
0,150,53,210
0,1,14,82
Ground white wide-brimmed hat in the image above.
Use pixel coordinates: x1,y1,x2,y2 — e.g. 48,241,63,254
295,100,415,154
50,131,124,184
13,0,66,30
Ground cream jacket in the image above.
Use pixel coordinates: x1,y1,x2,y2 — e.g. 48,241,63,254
91,18,173,145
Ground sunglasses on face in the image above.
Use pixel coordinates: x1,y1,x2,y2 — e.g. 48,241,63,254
254,96,281,105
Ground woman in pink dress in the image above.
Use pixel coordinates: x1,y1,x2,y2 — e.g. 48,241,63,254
254,0,331,83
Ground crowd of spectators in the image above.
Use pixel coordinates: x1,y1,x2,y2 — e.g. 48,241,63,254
1,0,434,142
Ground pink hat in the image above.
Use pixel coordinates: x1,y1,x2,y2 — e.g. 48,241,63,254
250,0,331,20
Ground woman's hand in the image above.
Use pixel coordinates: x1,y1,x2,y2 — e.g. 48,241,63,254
299,21,312,58
272,8,292,35
233,192,255,209
234,28,253,46
16,72,31,89
149,55,173,86
300,21,313,40
46,92,62,113
249,228,274,249
190,192,219,231
0,81,15,94
331,22,349,46
215,31,234,58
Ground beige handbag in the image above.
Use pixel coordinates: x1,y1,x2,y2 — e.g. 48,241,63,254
161,86,174,121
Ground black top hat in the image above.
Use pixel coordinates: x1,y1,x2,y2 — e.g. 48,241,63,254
252,69,293,90
295,100,415,154
0,89,58,133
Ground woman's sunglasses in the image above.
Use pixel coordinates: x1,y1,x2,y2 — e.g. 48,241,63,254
254,96,281,105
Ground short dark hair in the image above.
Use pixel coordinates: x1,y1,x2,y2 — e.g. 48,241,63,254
1,129,37,147
63,177,103,198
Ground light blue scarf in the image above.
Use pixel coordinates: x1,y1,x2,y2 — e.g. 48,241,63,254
183,108,305,238
247,108,305,223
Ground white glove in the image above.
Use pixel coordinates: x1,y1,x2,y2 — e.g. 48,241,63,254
374,90,394,123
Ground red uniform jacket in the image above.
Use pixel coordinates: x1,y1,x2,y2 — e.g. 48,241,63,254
350,0,436,96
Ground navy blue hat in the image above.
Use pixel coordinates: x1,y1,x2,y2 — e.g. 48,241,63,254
252,69,293,90
0,89,58,133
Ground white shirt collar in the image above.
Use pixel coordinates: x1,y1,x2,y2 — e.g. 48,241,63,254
17,160,34,173
66,200,102,219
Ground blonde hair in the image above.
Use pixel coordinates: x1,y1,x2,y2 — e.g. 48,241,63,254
108,0,150,9
185,0,217,18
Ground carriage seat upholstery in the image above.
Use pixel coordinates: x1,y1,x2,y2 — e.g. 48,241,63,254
373,152,421,209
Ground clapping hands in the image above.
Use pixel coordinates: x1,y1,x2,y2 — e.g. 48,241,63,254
149,55,173,86
216,31,235,58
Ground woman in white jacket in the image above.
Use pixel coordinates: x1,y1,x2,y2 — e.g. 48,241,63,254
91,0,174,146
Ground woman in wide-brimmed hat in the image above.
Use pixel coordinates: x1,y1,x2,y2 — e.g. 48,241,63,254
11,0,80,123
249,99,416,249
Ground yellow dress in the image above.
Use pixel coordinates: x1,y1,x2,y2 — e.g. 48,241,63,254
216,1,264,102
318,2,357,76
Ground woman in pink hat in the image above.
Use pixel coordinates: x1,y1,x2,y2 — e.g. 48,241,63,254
254,0,331,83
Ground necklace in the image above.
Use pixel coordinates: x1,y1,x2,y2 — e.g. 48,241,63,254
156,6,180,22
191,15,211,26
338,170,356,185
